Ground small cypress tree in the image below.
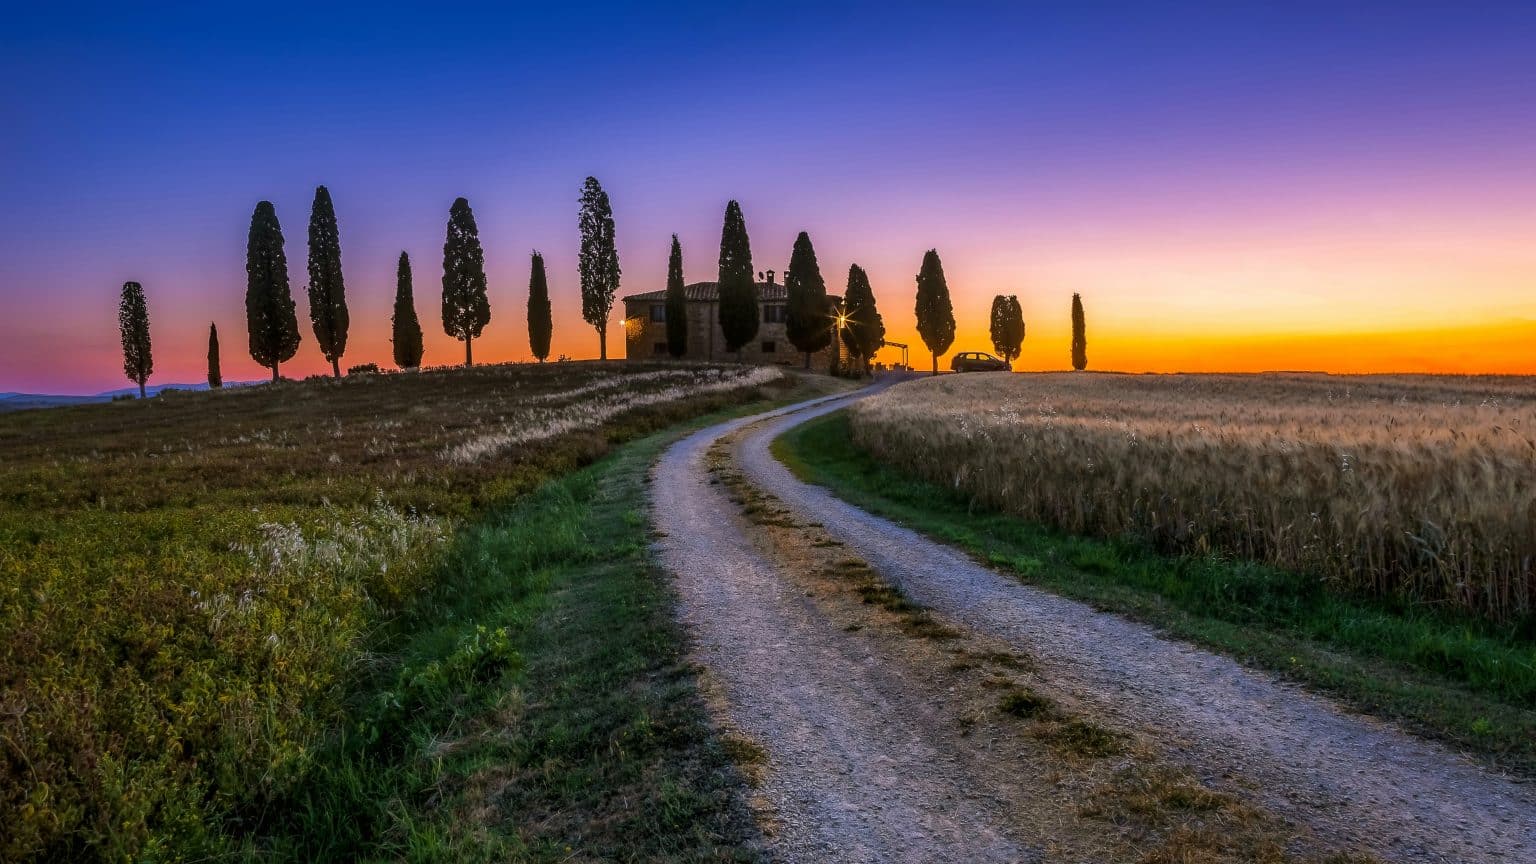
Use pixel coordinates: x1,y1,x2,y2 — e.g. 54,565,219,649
118,281,152,398
392,251,424,369
1071,292,1087,371
578,177,621,360
207,322,222,389
664,235,688,358
306,185,349,377
441,197,491,367
840,264,885,376
527,251,553,363
784,231,830,368
245,200,301,382
716,200,758,360
989,294,1025,368
914,249,956,374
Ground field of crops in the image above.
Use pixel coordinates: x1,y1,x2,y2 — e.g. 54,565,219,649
0,361,783,861
850,372,1536,623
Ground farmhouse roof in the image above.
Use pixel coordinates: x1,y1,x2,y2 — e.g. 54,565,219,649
622,281,787,303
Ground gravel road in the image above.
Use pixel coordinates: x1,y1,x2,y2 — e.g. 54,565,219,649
654,385,1536,863
653,395,1039,863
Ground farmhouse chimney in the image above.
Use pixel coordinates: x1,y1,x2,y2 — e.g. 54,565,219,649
765,269,775,284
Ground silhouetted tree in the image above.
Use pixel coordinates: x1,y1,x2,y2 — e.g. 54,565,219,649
914,249,955,374
118,281,152,398
528,251,553,363
392,251,424,369
207,322,222,389
578,177,621,360
441,197,490,367
306,185,349,377
245,200,301,382
841,264,885,376
990,294,1025,368
717,200,758,360
1071,292,1087,371
828,297,844,376
665,235,688,358
785,231,830,368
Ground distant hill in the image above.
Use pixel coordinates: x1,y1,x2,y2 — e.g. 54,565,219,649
0,382,259,413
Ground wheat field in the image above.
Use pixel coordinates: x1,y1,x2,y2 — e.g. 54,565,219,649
850,372,1536,622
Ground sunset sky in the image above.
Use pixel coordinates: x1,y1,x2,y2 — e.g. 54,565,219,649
3,2,1534,393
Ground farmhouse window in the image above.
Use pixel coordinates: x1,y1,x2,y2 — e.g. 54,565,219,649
653,342,669,355
650,304,666,322
763,304,787,323
761,341,776,353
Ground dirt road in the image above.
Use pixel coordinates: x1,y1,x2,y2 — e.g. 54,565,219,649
651,387,1536,863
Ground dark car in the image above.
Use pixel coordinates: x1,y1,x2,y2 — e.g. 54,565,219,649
950,351,1009,373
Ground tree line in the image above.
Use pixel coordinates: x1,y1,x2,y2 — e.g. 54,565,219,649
116,179,1093,396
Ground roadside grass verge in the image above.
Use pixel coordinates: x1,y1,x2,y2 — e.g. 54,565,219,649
250,420,765,862
773,410,1536,775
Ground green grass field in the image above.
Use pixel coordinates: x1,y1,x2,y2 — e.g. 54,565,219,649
774,410,1536,776
0,362,789,862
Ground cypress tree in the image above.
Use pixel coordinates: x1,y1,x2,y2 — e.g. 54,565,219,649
245,201,301,383
118,281,152,399
828,297,843,376
840,264,885,376
664,235,688,358
914,248,956,374
207,322,222,389
784,231,830,368
306,185,349,377
578,177,621,360
528,251,553,363
441,197,491,367
1071,292,1088,371
392,251,424,369
989,294,1025,368
716,200,758,360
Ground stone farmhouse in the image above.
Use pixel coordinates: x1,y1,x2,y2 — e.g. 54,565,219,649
621,273,840,366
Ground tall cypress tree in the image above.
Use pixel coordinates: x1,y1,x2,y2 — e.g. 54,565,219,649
578,177,621,360
118,281,152,399
392,251,424,369
1071,292,1088,371
716,200,758,360
784,231,830,368
828,297,843,376
306,185,349,377
441,197,491,367
989,294,1025,368
840,264,885,376
207,322,222,389
914,248,956,374
527,251,553,363
245,201,301,383
664,235,688,358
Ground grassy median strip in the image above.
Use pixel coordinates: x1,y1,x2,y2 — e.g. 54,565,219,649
773,410,1536,775
254,415,766,862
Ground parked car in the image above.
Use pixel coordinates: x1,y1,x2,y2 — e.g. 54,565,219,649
950,351,1009,373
